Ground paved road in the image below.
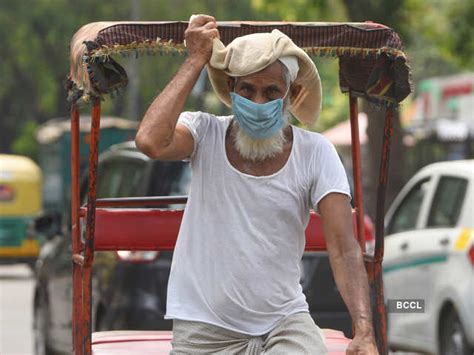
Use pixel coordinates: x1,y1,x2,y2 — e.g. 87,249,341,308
0,264,34,355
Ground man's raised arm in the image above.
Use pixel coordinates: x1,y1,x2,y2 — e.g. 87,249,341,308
135,15,219,161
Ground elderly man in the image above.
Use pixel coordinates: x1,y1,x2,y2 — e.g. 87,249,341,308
136,15,378,355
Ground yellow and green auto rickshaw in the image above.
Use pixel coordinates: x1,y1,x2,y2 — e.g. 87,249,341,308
0,154,42,267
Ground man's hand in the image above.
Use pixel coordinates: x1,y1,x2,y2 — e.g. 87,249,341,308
185,14,219,66
346,332,378,355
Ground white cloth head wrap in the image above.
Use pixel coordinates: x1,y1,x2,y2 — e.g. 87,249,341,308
208,29,322,125
278,56,299,83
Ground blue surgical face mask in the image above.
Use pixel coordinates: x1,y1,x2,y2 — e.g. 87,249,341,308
230,91,288,140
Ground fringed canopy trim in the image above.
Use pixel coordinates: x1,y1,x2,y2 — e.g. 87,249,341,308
68,21,412,107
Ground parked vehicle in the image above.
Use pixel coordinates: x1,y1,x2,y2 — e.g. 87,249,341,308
36,116,137,215
384,160,474,354
33,141,190,354
0,154,42,268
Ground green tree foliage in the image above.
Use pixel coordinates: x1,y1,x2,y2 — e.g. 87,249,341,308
404,0,474,80
0,0,257,155
11,121,40,161
448,1,474,68
0,0,129,153
1,0,471,161
251,0,347,22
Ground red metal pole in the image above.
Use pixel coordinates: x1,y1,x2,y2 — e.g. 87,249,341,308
349,94,366,252
84,97,101,266
81,97,101,355
70,104,83,355
372,108,394,355
374,109,393,264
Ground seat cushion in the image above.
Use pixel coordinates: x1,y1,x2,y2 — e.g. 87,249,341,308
92,330,172,354
92,328,350,354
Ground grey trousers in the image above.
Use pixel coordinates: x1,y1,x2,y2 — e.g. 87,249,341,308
170,312,328,355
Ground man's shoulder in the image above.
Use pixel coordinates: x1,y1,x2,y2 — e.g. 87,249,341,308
180,111,232,123
178,111,232,137
293,125,333,150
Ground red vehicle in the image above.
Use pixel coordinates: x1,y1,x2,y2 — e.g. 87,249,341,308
66,21,411,354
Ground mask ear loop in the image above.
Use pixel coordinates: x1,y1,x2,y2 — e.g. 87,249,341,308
233,77,238,93
282,84,293,114
282,84,291,100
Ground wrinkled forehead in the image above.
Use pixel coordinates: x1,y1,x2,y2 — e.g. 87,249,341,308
235,61,287,87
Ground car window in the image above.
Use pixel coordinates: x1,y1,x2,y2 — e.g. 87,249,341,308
97,162,123,198
148,161,191,196
116,161,147,197
427,176,467,228
97,159,147,198
387,178,431,235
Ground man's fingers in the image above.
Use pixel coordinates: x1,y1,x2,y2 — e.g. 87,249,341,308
203,21,217,29
189,14,216,27
203,29,220,39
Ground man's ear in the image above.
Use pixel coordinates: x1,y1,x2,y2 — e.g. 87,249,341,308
227,77,235,92
290,83,302,103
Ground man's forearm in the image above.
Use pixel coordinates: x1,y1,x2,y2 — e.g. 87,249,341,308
328,240,374,335
136,57,206,154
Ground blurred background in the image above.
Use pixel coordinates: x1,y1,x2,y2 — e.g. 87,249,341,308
1,0,473,216
0,0,473,354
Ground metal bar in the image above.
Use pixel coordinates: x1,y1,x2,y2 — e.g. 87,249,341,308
373,256,387,355
372,108,394,355
374,109,393,263
70,104,82,355
95,196,188,207
81,97,101,354
349,94,366,252
84,97,101,265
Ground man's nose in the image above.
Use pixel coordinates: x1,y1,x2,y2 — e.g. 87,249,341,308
252,93,268,104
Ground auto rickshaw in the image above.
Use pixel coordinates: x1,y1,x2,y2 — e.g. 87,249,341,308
67,20,412,354
36,116,138,214
0,154,42,267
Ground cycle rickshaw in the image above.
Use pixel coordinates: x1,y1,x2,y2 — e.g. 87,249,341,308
67,20,411,354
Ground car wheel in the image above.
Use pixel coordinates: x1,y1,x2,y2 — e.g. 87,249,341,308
440,309,472,355
33,292,52,355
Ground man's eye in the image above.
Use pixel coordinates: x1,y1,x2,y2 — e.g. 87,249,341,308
267,88,281,99
238,87,253,98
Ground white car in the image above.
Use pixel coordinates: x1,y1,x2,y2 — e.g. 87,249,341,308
383,160,474,355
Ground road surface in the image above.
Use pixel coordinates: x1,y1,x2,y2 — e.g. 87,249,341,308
0,264,34,355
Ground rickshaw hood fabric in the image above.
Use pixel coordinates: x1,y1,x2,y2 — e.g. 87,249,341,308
208,30,322,125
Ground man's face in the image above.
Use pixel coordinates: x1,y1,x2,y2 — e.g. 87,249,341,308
233,61,288,104
228,61,291,162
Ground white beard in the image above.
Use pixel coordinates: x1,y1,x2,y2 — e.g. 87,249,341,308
232,112,290,162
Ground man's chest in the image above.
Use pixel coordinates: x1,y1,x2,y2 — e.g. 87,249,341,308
224,137,293,177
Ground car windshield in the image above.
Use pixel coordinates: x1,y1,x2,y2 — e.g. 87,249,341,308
148,161,191,196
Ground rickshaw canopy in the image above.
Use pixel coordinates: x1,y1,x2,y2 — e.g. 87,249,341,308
68,21,411,108
0,154,42,216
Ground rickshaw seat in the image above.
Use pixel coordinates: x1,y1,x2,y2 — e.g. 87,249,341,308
89,207,362,252
91,329,350,354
